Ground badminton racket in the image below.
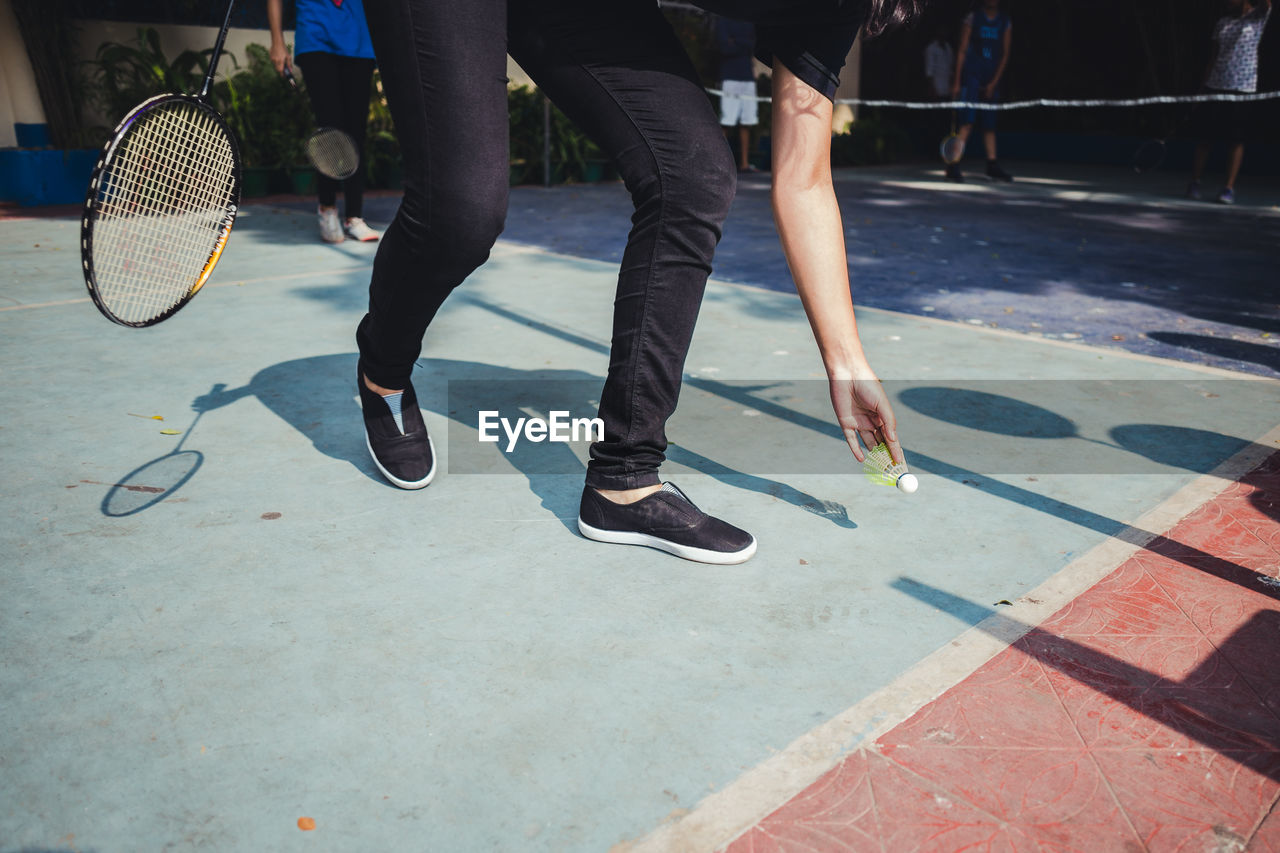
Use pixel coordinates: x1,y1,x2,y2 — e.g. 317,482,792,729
1131,105,1194,174
940,115,964,165
81,0,241,328
282,67,360,181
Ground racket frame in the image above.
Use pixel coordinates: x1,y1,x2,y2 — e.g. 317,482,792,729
939,115,963,165
80,0,241,328
1130,138,1167,174
80,93,242,327
282,66,361,180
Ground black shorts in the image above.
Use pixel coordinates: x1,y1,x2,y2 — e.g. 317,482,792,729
1192,89,1257,144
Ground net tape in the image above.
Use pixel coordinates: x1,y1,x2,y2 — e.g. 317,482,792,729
90,100,236,325
707,88,1280,109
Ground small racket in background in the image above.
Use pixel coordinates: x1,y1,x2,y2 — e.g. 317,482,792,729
281,67,360,181
1131,106,1193,174
81,0,241,328
1131,133,1171,174
940,116,965,166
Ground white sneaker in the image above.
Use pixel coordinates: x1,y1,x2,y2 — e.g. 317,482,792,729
345,217,381,242
318,206,344,243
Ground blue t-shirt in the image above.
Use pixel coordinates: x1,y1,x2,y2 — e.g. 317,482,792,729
963,8,1010,82
295,0,375,60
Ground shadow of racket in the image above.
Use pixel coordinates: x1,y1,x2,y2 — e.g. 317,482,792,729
101,383,224,517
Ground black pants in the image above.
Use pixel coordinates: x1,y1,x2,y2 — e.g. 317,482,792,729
294,52,375,218
359,0,736,489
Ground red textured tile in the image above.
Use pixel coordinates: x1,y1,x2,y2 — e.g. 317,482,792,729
1151,560,1280,641
1058,683,1277,752
1020,630,1233,693
1036,558,1187,637
863,751,1132,853
880,648,1081,750
1248,796,1280,853
1211,610,1280,720
1094,750,1280,852
878,746,1120,830
1156,495,1277,561
724,751,881,853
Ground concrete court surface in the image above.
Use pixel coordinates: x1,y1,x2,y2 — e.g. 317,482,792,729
1,160,1278,851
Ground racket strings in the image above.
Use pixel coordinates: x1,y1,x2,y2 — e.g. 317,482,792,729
306,129,359,180
91,101,237,325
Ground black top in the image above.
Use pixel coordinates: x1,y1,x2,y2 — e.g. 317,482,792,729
696,0,870,100
715,18,757,82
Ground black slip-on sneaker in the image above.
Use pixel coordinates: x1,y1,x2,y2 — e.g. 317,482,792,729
986,161,1014,182
945,163,964,183
358,364,436,489
577,482,756,564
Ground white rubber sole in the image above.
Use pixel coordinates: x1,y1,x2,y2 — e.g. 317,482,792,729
577,517,757,565
365,432,437,490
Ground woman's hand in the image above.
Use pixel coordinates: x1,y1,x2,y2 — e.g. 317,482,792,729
768,63,906,471
269,41,291,75
828,370,902,465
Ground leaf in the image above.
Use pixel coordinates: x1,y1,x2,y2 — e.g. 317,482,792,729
160,428,182,435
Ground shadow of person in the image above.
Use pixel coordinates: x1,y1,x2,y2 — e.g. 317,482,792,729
189,353,607,529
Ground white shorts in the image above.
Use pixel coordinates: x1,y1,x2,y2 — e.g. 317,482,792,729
719,79,759,127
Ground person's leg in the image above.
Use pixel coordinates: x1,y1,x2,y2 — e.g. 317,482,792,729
295,52,344,241
738,126,751,170
739,79,759,170
1220,100,1248,201
1219,141,1244,203
354,0,509,489
358,0,509,392
948,79,980,181
1191,142,1211,182
509,0,736,493
979,85,1012,181
335,56,375,223
1225,142,1245,189
508,0,753,562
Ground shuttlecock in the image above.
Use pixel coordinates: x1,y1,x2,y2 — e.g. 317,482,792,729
863,442,918,494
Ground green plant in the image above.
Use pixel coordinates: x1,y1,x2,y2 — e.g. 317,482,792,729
506,84,600,184
364,70,401,186
213,44,313,169
85,27,218,125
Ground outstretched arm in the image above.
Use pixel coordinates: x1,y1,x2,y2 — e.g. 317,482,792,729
951,18,971,97
267,0,291,74
769,63,902,464
984,23,1012,98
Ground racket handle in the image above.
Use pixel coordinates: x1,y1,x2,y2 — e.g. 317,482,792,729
282,66,298,90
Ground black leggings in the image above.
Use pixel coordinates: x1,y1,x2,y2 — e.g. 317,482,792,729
359,0,736,490
294,51,375,218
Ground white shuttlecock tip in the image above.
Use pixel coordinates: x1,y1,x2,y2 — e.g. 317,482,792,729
896,473,919,494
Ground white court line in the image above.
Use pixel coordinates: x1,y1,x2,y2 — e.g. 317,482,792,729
0,264,370,313
617,421,1280,853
